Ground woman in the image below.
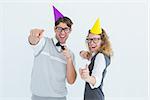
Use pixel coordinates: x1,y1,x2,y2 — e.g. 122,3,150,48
79,18,113,100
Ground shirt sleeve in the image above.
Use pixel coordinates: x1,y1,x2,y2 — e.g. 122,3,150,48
30,37,46,56
89,53,106,89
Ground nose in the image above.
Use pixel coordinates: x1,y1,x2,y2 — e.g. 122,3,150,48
61,30,65,34
89,41,96,47
89,40,95,45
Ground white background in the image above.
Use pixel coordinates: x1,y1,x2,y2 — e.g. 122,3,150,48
0,0,149,100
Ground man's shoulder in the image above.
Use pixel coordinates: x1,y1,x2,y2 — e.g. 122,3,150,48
43,37,53,42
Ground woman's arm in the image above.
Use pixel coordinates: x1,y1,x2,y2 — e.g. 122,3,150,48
79,53,106,89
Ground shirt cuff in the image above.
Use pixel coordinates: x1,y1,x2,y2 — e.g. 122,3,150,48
30,37,45,56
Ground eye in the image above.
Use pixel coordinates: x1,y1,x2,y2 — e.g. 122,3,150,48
64,28,70,33
57,27,62,30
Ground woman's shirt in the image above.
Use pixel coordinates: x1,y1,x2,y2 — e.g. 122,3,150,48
89,53,106,89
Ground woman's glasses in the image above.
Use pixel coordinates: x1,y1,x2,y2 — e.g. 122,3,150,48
55,27,71,33
86,38,101,43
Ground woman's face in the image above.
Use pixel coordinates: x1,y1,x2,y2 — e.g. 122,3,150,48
86,33,101,52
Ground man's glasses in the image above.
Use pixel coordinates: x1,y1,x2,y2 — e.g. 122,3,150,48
55,27,71,33
86,38,101,43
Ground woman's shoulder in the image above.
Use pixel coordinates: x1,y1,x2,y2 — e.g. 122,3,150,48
96,52,111,66
94,53,105,61
96,53,105,58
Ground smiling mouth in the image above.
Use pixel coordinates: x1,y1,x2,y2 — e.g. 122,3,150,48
60,35,65,38
91,46,96,49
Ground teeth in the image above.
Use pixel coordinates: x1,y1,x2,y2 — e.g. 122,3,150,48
60,35,65,38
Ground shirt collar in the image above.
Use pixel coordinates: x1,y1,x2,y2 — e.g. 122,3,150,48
52,37,58,45
92,52,96,57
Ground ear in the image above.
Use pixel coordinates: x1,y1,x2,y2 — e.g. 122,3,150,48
69,28,72,33
54,26,57,32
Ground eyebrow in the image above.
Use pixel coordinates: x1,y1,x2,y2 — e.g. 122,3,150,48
56,26,70,28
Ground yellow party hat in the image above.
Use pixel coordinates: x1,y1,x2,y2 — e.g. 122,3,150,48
90,18,102,35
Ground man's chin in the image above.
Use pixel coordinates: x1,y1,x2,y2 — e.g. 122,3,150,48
58,37,67,44
59,40,66,44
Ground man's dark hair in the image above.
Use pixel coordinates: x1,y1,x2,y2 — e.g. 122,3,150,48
55,17,73,28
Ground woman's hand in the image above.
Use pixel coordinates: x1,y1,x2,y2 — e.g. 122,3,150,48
79,65,90,82
79,65,96,86
80,50,91,60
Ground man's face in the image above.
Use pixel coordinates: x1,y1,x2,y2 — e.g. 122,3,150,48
54,22,71,44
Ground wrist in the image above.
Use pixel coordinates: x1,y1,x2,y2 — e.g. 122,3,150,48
66,56,72,61
87,76,91,83
85,76,91,83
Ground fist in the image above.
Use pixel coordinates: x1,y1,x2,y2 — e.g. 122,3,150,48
28,28,44,45
79,66,90,82
62,46,72,60
80,50,91,60
30,28,44,39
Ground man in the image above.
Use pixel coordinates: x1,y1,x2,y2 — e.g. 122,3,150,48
28,6,76,100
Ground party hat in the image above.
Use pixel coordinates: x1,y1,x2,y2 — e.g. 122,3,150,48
52,5,64,22
90,18,102,35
